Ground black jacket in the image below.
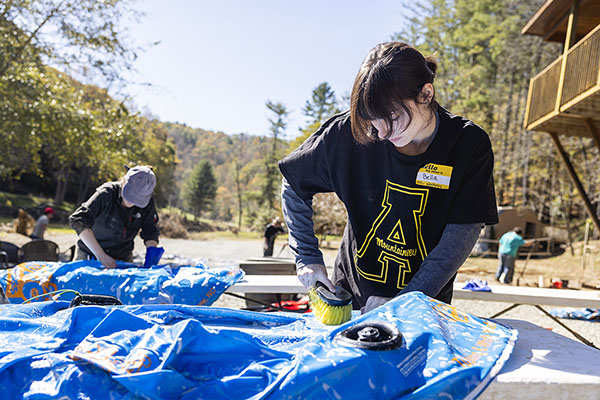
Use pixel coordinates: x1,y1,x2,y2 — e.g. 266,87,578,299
69,182,159,258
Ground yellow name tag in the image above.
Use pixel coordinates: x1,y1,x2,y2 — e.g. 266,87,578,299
416,163,453,189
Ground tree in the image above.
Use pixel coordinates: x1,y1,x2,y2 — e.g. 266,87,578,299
302,82,339,125
0,64,46,178
0,0,170,203
262,101,288,209
183,160,217,219
312,193,347,238
134,118,178,208
0,64,146,199
39,68,149,204
290,82,341,158
287,120,320,153
234,133,247,229
0,0,142,87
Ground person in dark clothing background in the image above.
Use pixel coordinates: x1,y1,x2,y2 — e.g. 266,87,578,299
263,217,285,257
30,207,54,240
69,165,160,268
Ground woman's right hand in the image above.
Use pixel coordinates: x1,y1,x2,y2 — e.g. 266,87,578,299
297,264,336,292
97,252,117,269
78,228,116,269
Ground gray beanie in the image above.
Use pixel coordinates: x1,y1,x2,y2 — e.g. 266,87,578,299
121,166,156,208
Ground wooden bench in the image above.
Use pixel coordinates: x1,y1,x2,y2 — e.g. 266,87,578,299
235,258,297,309
238,258,296,275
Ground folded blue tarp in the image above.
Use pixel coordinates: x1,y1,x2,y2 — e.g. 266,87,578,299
550,307,600,322
0,260,244,305
0,292,517,399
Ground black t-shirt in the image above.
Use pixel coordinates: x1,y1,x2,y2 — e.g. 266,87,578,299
279,107,498,308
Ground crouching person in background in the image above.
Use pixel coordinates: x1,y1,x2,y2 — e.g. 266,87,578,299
69,165,160,268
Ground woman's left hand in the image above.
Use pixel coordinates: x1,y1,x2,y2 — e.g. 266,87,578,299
361,295,392,314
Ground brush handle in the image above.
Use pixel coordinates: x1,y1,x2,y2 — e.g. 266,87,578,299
314,281,352,306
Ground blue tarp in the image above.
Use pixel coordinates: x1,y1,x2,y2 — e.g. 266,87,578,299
0,260,244,305
0,292,517,399
550,307,600,322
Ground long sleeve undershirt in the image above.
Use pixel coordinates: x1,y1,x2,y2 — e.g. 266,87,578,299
281,178,325,269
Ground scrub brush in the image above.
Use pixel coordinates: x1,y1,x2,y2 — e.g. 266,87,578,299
309,281,352,325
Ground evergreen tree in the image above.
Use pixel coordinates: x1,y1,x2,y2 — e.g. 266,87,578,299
302,82,339,125
183,160,217,219
234,133,247,229
262,101,288,209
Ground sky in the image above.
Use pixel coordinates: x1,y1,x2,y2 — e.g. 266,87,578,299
124,0,409,138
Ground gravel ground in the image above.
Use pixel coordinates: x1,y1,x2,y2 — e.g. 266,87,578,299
2,230,598,347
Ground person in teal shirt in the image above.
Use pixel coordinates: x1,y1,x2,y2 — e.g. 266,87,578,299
495,227,534,284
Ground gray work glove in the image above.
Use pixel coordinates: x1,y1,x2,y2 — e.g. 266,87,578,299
297,263,336,292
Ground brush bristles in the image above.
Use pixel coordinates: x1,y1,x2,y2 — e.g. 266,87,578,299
309,288,352,325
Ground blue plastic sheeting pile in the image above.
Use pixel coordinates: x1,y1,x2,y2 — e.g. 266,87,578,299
0,260,244,305
0,292,517,399
550,307,600,321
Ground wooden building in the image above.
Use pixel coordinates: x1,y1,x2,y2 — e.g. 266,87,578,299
494,207,546,239
475,207,552,256
523,0,600,233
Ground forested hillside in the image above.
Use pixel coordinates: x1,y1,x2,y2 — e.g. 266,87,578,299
163,121,289,228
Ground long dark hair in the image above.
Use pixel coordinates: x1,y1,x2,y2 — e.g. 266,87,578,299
350,42,437,144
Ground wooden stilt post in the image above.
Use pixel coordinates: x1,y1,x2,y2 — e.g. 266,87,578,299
555,1,579,111
548,132,600,233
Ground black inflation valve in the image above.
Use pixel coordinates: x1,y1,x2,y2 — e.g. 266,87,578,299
334,321,402,350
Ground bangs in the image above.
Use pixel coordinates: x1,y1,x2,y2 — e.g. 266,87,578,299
355,76,413,141
350,42,436,145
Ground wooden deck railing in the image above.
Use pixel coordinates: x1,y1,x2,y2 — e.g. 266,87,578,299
526,57,562,123
525,24,600,128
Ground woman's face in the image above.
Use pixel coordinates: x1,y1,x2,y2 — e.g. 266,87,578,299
122,198,135,208
370,100,432,149
370,84,435,152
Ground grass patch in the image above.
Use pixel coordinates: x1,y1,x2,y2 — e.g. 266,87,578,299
0,216,14,225
0,216,73,234
160,206,235,231
0,191,75,212
460,242,600,287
